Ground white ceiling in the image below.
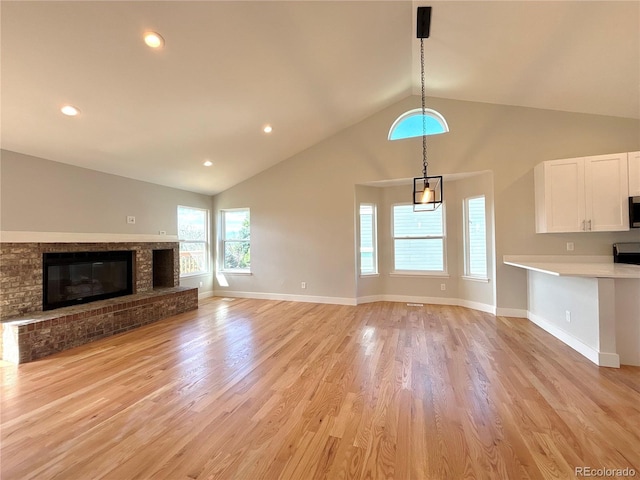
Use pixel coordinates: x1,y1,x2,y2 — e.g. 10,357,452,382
2,1,638,196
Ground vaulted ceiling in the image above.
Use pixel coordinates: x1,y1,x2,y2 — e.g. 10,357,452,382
2,1,638,195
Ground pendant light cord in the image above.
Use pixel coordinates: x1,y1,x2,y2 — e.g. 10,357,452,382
420,37,428,181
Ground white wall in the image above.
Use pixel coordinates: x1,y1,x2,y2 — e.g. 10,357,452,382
355,185,384,299
355,172,495,310
615,278,640,366
213,96,640,310
0,150,215,292
2,95,639,309
528,271,600,350
453,172,495,308
527,272,639,367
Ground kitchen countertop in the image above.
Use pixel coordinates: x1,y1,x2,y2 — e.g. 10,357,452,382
503,255,640,279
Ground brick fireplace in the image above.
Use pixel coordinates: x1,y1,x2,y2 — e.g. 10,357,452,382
0,239,198,363
1,241,181,318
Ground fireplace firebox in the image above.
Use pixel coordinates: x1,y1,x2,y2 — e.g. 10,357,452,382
43,251,134,311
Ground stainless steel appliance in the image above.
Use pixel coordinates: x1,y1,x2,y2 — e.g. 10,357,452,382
630,196,640,228
613,242,640,265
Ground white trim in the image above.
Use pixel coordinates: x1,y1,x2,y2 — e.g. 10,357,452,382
360,294,457,305
356,295,386,304
205,291,501,318
198,290,215,300
390,272,450,278
207,292,498,316
598,352,622,368
461,276,490,283
458,299,496,315
181,271,212,279
496,307,528,318
527,312,620,368
0,231,179,243
356,294,496,314
212,290,357,306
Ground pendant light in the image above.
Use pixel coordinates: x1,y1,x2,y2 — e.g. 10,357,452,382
412,6,443,212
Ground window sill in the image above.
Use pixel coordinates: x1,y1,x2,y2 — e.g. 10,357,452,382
180,271,211,278
360,273,380,278
390,271,449,278
462,276,490,283
218,270,252,276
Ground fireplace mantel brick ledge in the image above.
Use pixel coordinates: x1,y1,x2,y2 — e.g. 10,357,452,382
0,239,198,363
1,287,198,364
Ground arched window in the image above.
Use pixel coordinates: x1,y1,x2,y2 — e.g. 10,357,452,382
388,108,449,140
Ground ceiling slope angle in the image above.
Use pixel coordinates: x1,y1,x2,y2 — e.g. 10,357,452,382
1,1,638,195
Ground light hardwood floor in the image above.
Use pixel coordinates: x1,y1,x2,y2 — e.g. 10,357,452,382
1,298,639,479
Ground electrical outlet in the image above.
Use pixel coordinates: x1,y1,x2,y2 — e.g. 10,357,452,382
301,282,307,289
199,281,203,287
566,242,574,251
440,283,446,291
159,230,166,235
127,216,135,224
565,310,571,323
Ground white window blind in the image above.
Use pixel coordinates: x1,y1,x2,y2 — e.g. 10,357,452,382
359,204,378,275
392,204,445,272
464,196,487,278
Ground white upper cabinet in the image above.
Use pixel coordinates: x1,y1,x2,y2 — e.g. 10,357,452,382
535,153,629,233
629,151,640,196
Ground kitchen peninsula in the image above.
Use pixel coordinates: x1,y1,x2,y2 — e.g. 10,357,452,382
504,255,640,368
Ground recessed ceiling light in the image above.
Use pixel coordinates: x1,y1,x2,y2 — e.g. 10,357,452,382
144,31,164,49
61,105,80,116
263,125,273,134
203,160,213,167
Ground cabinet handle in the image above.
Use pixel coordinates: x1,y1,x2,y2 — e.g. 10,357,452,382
588,219,592,231
582,220,586,231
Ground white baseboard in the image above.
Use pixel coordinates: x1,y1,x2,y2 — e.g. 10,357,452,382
458,299,496,315
209,291,498,316
356,295,386,304
527,312,620,368
598,352,622,368
496,307,528,318
211,290,357,306
198,290,215,300
357,294,457,306
357,295,496,314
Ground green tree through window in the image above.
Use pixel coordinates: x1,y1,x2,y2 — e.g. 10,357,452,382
221,209,250,271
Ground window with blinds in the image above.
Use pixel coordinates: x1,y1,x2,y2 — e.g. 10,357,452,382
464,196,487,278
392,204,445,273
359,204,378,275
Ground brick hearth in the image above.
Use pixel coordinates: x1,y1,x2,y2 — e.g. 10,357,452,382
0,240,198,363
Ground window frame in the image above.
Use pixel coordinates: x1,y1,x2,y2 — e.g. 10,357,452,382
391,202,447,276
219,208,251,273
177,205,210,278
359,203,379,276
463,195,488,280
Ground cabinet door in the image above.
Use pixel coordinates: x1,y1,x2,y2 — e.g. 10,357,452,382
629,151,640,196
542,158,585,232
584,153,629,231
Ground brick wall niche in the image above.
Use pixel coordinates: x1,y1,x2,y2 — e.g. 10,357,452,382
1,241,198,363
